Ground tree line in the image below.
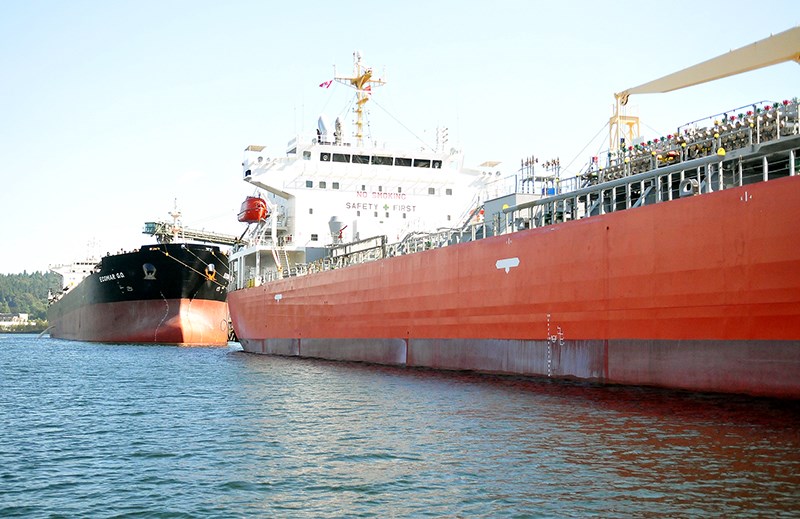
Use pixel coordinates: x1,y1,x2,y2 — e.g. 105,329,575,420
0,271,62,321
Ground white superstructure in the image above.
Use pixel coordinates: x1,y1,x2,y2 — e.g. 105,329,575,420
229,52,507,289
49,258,100,302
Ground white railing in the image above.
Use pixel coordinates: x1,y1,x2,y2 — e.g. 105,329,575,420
233,99,799,289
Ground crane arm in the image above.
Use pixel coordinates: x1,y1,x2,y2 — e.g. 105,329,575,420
616,26,800,105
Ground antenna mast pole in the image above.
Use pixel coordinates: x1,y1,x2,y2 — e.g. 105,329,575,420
334,51,386,146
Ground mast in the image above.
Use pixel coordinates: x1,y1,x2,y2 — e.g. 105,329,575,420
169,198,183,242
334,51,386,146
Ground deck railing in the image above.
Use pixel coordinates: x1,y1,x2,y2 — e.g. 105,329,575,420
234,99,799,288
503,133,798,232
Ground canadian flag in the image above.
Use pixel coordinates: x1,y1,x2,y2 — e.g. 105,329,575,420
319,79,333,88
364,85,372,95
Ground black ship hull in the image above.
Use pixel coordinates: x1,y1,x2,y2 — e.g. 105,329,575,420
48,244,230,345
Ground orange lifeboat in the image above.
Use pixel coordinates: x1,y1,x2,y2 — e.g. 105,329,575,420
238,196,269,223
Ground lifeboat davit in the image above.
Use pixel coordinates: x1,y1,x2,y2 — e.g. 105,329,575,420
238,196,269,223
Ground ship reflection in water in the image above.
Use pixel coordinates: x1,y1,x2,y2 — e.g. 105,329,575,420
257,359,800,516
1,336,797,517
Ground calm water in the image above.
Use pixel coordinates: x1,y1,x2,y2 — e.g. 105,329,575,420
1,334,798,518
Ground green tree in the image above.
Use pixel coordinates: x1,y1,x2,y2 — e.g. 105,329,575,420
0,271,61,321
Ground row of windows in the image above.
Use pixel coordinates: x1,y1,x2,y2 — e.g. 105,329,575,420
304,180,452,196
308,208,452,221
305,180,341,189
304,151,443,169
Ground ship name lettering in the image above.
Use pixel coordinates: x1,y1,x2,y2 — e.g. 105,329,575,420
99,272,125,283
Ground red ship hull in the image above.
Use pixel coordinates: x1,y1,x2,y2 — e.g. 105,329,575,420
228,176,800,398
50,298,229,345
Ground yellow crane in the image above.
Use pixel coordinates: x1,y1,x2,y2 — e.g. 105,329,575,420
610,25,800,151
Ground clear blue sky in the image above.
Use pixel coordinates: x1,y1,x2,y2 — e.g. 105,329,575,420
1,1,797,274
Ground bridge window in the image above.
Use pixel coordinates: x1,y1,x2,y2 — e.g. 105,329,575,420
320,153,330,162
372,155,393,165
305,180,313,188
414,159,431,168
333,153,350,163
432,160,442,169
446,188,452,195
319,181,326,188
353,154,369,164
428,188,435,195
303,151,311,160
332,182,340,189
395,157,412,167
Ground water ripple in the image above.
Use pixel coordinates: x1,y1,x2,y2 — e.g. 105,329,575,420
0,335,798,517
